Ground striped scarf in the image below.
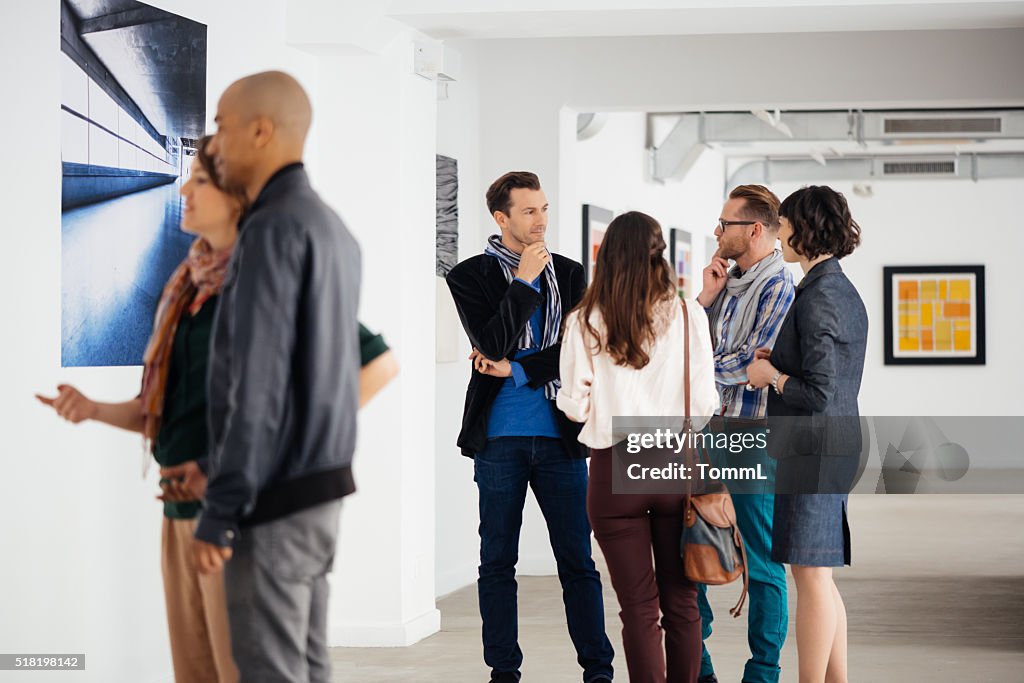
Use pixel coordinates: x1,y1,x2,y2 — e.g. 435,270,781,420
708,249,786,354
484,234,562,399
140,238,232,447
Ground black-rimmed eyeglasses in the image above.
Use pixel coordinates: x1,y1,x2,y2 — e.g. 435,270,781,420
717,218,757,232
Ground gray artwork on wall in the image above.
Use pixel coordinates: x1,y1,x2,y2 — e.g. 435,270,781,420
436,154,459,277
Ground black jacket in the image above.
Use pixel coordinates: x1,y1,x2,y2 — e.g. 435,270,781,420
197,164,361,547
446,252,587,458
767,257,868,492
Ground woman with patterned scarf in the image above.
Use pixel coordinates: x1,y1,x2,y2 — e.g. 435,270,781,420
37,136,242,682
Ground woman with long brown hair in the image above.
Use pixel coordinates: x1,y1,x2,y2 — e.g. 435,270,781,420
558,211,719,683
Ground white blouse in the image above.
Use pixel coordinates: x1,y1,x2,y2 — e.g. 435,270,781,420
557,297,720,449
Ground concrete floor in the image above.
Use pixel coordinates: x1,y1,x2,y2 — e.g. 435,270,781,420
330,495,1024,682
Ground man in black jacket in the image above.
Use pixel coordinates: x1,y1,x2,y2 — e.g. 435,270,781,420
195,71,361,683
446,172,614,683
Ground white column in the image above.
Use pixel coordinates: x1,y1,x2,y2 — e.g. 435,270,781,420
288,2,441,646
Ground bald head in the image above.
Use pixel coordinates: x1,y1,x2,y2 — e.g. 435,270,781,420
224,70,312,147
209,71,313,199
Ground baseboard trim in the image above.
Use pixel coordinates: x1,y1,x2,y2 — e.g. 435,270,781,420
330,608,441,647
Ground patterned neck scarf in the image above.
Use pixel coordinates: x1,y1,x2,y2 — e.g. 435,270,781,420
140,238,232,445
484,234,562,399
708,249,786,353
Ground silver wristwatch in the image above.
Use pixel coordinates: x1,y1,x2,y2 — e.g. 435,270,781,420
770,370,783,394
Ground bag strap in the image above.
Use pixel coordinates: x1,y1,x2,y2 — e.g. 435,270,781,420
680,298,696,501
681,300,719,500
680,300,708,461
681,301,749,617
680,299,691,430
729,524,750,618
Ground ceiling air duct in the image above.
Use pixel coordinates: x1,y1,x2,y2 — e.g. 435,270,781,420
881,116,1002,136
882,159,958,176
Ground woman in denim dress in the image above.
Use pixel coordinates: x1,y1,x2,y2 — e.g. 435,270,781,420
747,185,867,683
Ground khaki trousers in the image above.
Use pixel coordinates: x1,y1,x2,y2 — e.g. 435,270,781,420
161,517,239,683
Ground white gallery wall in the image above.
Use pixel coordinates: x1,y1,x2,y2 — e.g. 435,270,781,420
769,178,1024,417
435,40,488,597
2,1,445,680
574,111,726,271
310,40,441,646
1,2,320,681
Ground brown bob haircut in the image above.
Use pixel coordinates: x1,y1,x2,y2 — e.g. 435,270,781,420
779,185,861,259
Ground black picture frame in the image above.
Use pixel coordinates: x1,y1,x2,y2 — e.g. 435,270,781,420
582,204,613,285
668,227,693,298
883,265,986,365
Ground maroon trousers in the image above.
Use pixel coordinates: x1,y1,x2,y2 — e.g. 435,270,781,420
587,448,701,683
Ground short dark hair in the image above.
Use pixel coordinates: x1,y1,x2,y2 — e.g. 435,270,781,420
729,184,780,232
779,185,861,259
486,171,541,216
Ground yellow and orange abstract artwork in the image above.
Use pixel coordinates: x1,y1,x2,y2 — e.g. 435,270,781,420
896,276,974,355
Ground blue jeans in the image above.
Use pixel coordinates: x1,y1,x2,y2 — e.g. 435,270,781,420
475,436,615,682
698,430,788,683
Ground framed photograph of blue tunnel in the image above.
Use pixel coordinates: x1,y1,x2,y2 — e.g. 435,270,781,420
60,0,207,366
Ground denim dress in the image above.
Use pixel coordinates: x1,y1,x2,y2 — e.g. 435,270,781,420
766,258,868,567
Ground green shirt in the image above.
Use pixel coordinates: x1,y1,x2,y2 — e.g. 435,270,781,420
154,311,390,519
153,297,218,519
359,323,389,366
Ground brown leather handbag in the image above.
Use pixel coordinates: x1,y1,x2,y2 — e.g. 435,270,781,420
677,300,749,618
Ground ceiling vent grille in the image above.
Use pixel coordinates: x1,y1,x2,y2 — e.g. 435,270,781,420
883,117,1002,135
882,160,957,175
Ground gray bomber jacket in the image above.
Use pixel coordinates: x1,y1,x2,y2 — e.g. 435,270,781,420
195,163,361,548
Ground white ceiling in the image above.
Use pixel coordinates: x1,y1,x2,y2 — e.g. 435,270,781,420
387,0,1024,40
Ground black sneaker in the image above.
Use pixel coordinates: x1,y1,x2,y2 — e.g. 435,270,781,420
489,673,519,683
698,675,719,683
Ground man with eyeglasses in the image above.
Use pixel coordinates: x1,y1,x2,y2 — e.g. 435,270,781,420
694,185,795,683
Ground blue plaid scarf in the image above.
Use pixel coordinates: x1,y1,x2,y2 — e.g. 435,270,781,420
484,234,562,399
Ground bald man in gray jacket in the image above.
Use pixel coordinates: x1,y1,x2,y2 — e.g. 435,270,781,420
197,71,361,683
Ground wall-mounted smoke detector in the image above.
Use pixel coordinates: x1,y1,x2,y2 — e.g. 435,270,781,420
414,41,460,82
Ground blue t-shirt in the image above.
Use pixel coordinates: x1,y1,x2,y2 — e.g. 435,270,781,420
486,276,560,439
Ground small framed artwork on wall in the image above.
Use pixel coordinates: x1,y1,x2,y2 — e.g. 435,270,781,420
669,228,694,299
582,204,614,284
883,265,985,365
